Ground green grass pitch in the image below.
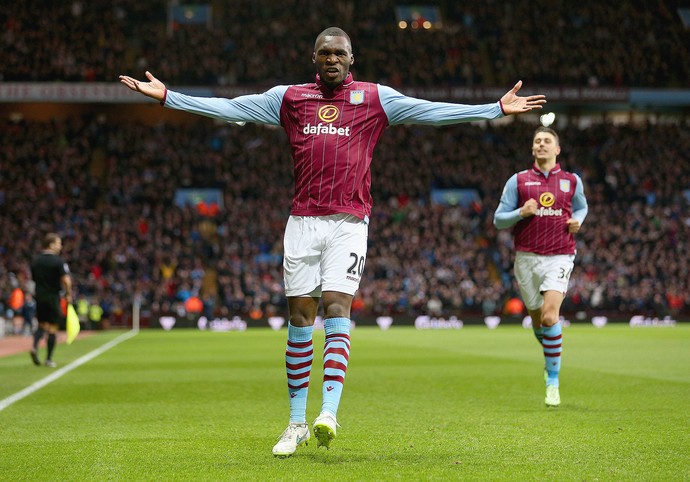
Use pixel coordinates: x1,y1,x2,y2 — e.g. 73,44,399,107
1,324,688,481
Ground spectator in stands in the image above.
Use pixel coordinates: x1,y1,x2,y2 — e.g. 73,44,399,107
21,291,36,336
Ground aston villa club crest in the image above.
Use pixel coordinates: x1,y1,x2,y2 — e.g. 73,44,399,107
349,90,364,105
560,179,571,192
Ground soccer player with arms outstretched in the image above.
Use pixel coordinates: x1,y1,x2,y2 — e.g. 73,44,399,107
120,27,546,456
494,127,588,407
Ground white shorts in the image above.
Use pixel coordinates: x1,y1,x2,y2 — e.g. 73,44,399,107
283,214,368,297
514,251,575,311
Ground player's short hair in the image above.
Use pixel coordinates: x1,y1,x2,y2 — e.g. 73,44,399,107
43,232,61,249
315,27,352,51
533,126,559,144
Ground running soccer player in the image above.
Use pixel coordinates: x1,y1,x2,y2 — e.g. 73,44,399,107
493,126,588,407
120,26,546,456
30,233,73,368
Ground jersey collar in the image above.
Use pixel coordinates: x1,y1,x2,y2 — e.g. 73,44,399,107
531,162,561,177
315,72,354,93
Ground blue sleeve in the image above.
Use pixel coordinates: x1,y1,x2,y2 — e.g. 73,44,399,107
493,174,523,230
571,174,588,224
164,86,288,125
377,85,504,126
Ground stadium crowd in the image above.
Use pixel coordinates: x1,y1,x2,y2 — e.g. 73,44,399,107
1,115,688,325
1,1,689,327
2,0,689,87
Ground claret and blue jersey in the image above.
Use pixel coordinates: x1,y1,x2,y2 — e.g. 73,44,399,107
494,163,588,255
164,72,504,220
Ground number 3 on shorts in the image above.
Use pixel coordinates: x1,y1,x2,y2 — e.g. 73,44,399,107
558,266,573,280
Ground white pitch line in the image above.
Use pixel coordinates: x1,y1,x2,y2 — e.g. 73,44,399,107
0,329,138,412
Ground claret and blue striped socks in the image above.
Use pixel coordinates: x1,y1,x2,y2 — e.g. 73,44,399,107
285,323,313,423
321,317,351,417
542,322,563,387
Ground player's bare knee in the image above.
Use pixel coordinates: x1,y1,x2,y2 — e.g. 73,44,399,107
322,292,353,319
323,307,349,319
288,313,313,327
541,311,558,327
323,303,350,320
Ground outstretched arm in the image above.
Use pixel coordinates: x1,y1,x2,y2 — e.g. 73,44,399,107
380,82,546,126
119,71,167,102
120,71,286,126
499,80,546,115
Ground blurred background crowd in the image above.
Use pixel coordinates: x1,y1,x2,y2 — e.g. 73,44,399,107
1,1,689,329
3,0,689,87
2,118,688,325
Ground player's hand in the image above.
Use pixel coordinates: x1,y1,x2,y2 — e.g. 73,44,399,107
499,81,546,115
566,218,581,233
519,198,538,218
119,71,167,102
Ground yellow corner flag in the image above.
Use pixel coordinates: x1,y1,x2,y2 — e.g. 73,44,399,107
66,303,81,345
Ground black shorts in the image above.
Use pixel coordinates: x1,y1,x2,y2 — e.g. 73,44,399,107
36,297,63,325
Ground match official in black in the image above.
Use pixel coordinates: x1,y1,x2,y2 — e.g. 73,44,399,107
30,233,72,368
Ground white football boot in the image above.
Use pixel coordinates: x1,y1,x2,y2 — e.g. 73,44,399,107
313,412,339,449
545,385,561,407
272,422,310,457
